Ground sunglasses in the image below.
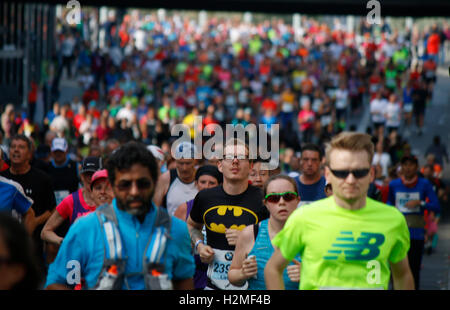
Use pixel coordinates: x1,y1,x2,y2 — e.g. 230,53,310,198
115,178,152,191
265,191,298,203
329,168,370,179
222,154,249,162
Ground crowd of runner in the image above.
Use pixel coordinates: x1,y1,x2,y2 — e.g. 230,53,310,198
0,10,449,290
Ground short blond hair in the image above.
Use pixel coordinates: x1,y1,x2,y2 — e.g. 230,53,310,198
325,132,374,166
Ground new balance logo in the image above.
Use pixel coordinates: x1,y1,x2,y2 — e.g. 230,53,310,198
323,232,385,261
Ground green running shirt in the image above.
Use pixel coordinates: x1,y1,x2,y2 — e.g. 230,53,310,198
272,197,410,290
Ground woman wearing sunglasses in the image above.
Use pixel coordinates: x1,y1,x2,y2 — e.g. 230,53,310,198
228,174,301,290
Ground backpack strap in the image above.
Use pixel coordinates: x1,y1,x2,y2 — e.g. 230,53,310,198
96,204,123,260
93,203,126,290
143,206,172,265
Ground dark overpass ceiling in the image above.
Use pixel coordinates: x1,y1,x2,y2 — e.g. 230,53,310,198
16,0,450,17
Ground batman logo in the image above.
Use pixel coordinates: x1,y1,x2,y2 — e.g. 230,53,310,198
203,205,258,234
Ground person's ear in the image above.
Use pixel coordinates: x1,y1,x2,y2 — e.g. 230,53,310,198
369,166,375,182
324,166,331,184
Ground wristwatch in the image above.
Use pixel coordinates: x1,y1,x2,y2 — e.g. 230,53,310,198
195,239,204,253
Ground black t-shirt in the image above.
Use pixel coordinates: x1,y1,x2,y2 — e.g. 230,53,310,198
412,88,428,107
42,159,80,237
44,159,80,196
190,184,269,251
1,167,56,216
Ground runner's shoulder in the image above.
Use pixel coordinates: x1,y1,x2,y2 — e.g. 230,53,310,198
294,196,333,215
388,178,402,187
196,185,223,198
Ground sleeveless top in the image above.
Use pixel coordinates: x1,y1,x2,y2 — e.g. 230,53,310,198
70,190,93,224
165,169,198,216
247,219,300,290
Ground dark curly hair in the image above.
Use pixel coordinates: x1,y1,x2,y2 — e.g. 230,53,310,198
106,141,158,186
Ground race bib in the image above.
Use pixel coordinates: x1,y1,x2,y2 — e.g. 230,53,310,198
321,115,332,126
54,190,70,205
395,192,420,214
403,103,413,113
207,249,248,290
282,102,294,112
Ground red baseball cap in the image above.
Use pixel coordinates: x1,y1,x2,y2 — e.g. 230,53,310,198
90,169,109,189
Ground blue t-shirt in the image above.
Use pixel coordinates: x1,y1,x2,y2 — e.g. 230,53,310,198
0,176,33,215
387,178,440,240
295,176,327,207
45,199,195,289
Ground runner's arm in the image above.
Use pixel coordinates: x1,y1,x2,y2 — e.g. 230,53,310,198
35,209,53,226
45,283,71,290
41,209,66,245
424,181,441,214
228,225,257,286
186,215,204,245
187,216,214,264
152,170,170,207
390,257,415,290
173,278,194,290
22,207,37,235
264,247,290,290
173,202,187,220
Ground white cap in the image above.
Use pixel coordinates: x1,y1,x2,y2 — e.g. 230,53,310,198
172,141,197,160
51,138,68,152
147,145,165,161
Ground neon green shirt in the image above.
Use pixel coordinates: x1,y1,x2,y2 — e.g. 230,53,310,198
272,197,410,290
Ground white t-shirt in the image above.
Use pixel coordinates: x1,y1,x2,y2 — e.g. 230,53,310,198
61,37,75,57
335,89,349,110
372,153,392,177
50,116,69,135
116,108,135,125
385,102,402,128
370,98,388,123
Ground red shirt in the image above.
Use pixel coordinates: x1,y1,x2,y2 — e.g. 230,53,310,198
89,108,101,120
262,98,277,111
298,110,315,131
427,33,440,55
28,82,38,103
82,89,99,106
109,88,124,101
96,125,111,141
73,114,86,131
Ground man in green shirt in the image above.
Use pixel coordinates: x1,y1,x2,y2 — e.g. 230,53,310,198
265,132,414,290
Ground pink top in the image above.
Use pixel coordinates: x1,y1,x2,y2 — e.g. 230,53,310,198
56,189,96,221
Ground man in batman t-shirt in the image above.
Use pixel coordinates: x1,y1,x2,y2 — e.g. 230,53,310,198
188,139,269,290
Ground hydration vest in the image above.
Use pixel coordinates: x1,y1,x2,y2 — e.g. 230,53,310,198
93,203,173,290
